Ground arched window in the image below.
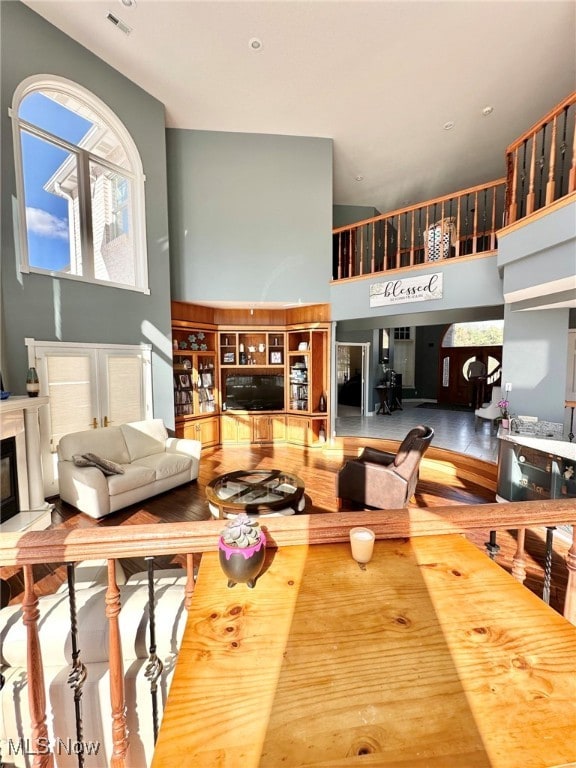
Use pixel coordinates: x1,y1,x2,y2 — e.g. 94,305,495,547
10,75,148,292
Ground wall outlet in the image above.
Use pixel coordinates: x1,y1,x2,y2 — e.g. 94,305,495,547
505,382,512,392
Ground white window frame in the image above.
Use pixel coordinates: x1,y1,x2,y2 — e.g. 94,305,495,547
10,74,149,294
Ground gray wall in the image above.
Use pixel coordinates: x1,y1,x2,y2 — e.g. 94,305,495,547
167,129,333,306
0,1,175,426
330,255,504,322
333,205,380,228
502,305,570,423
498,200,576,311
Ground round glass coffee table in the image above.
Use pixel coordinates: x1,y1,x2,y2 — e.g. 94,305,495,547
206,469,305,519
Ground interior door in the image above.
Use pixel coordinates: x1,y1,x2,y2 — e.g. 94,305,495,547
438,346,502,406
336,342,371,416
99,349,152,427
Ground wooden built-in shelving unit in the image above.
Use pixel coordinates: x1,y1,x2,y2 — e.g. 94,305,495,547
171,302,330,447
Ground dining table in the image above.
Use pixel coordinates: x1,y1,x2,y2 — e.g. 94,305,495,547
151,532,576,768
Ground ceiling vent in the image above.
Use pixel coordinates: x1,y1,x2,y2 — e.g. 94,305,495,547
106,12,131,35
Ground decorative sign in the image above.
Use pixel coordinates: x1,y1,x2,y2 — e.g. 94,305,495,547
369,273,443,307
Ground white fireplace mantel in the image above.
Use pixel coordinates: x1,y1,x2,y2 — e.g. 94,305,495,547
1,395,52,527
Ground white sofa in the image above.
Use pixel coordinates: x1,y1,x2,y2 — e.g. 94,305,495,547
57,419,201,519
0,562,187,768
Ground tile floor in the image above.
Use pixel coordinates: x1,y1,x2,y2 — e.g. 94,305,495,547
335,401,499,463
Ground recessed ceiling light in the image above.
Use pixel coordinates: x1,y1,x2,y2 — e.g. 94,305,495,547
119,0,135,6
443,121,455,131
482,105,494,117
249,37,263,51
355,175,364,182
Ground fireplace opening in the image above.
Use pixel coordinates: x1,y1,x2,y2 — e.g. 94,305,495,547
1,436,20,522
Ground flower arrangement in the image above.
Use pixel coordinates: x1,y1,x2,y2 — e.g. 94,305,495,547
498,398,510,418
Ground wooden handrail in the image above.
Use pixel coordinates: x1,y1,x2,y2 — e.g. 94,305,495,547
506,92,576,153
4,501,575,768
2,499,575,566
332,178,507,234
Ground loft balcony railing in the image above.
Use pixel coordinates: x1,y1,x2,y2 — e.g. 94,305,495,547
1,502,575,768
333,91,576,282
333,179,507,281
506,91,576,224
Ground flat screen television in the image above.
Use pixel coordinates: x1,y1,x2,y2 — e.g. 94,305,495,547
224,374,285,411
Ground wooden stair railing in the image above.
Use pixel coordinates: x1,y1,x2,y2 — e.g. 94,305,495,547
333,178,506,281
506,91,576,224
1,501,575,768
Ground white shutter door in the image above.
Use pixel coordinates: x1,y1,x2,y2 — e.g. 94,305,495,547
43,352,99,449
100,349,151,427
35,350,99,498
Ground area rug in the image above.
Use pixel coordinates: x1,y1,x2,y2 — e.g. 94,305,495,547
417,402,473,412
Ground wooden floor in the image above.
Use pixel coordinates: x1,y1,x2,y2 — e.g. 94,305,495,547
1,443,570,615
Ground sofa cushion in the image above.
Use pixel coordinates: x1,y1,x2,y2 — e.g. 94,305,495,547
107,464,156,496
132,452,192,481
0,583,187,668
58,426,130,464
120,419,167,462
73,453,125,475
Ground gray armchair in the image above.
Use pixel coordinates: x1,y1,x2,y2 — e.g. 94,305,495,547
337,425,434,509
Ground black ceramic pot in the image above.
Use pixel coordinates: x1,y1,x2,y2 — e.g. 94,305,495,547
218,532,266,588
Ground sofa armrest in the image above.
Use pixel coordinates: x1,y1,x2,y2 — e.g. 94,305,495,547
165,437,202,460
58,461,111,518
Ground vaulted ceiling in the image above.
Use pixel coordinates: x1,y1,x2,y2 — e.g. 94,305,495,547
21,0,576,215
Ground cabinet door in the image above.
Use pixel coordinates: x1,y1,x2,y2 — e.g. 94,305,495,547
221,413,251,443
221,414,239,442
197,416,220,447
251,415,271,443
180,416,220,447
271,415,286,441
286,416,310,445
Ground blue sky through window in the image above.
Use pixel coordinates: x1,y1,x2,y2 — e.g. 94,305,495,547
19,92,93,271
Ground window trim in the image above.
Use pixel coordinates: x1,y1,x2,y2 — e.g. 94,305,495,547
10,74,149,294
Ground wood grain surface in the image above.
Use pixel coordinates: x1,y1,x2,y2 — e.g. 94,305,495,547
151,535,576,768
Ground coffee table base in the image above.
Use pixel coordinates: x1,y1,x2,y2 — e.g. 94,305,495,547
208,495,305,519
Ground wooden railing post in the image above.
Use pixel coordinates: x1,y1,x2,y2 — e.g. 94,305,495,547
105,559,128,768
511,528,527,584
185,552,196,610
564,526,576,626
546,115,558,205
23,565,54,768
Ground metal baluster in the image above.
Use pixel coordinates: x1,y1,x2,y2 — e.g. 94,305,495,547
537,123,547,210
520,139,528,218
144,557,163,743
67,563,87,768
566,401,575,443
543,526,556,605
485,530,500,560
